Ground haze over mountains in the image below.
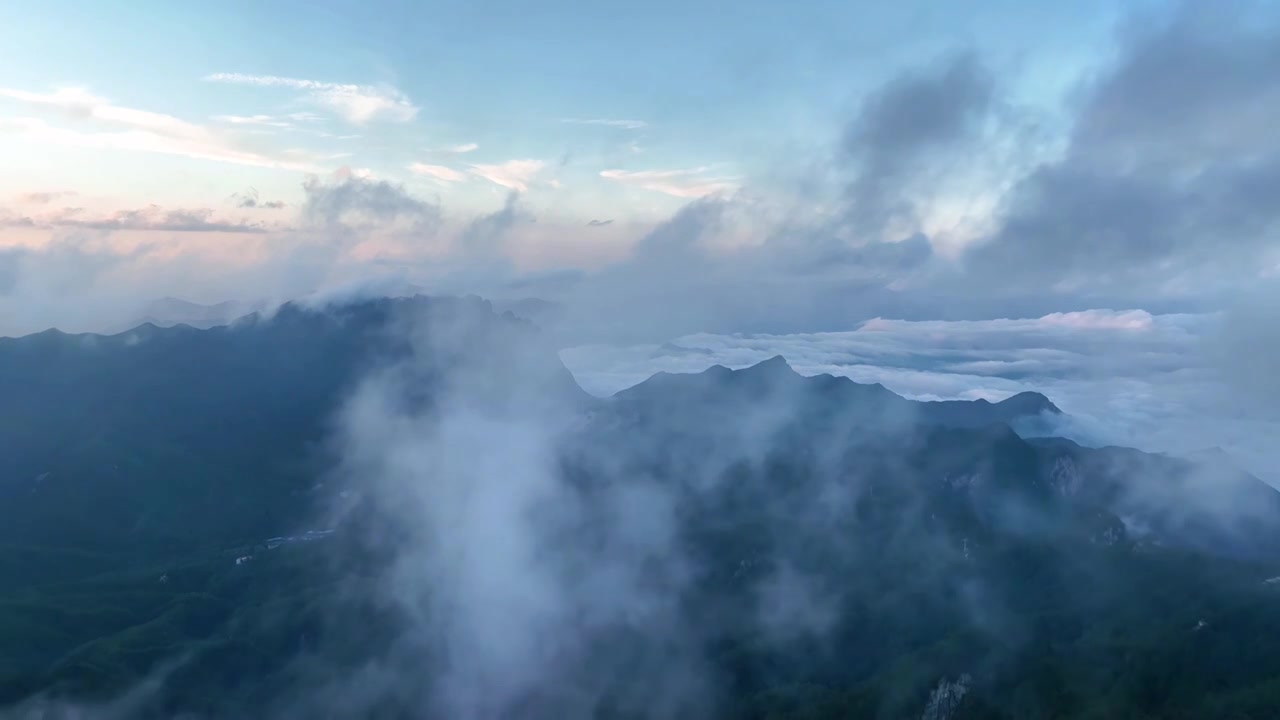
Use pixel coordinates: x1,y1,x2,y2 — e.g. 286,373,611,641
125,297,259,332
89,292,1280,489
3,2,1280,717
109,294,564,335
3,295,1280,719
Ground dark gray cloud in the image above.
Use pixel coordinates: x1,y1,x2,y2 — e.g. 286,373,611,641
299,172,441,233
69,207,269,233
5,4,1279,344
233,174,449,311
1,205,268,233
500,268,586,295
1206,279,1280,417
785,232,934,278
549,200,742,341
540,5,1280,393
17,190,78,205
964,3,1280,292
233,188,287,209
839,51,996,241
543,198,942,343
459,191,529,255
1073,3,1280,168
550,52,993,337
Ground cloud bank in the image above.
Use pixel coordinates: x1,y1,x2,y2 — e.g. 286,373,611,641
2,4,1275,337
0,5,1276,483
560,309,1280,485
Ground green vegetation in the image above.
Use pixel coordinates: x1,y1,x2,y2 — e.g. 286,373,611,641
3,297,1280,719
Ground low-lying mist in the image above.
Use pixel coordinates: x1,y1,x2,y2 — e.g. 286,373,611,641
4,295,1280,720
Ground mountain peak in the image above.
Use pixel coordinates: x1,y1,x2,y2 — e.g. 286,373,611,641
997,391,1062,415
740,354,796,377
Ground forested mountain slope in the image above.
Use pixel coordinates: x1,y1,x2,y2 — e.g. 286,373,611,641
2,296,1279,719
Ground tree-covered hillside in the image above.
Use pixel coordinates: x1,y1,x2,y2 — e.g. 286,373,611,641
2,296,1279,719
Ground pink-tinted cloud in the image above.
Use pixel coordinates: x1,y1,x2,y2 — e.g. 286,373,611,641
600,167,738,198
469,159,545,192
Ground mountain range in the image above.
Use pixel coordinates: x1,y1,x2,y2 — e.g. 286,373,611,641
2,295,1279,719
113,293,562,334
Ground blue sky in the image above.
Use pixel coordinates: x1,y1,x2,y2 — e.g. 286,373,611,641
0,0,1134,217
2,0,1277,347
1,0,1278,469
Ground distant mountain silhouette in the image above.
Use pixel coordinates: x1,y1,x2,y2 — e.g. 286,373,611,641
0,295,587,572
4,296,1280,719
127,296,257,330
615,355,1060,430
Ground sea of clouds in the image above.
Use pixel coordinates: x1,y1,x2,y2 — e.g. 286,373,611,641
561,308,1280,485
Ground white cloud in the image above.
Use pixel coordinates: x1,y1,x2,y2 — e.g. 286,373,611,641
561,118,647,130
422,142,478,154
559,309,1280,484
0,90,321,172
2,117,320,174
1036,309,1156,331
334,166,375,180
408,162,467,183
468,159,545,192
212,113,321,128
203,73,418,125
599,167,738,198
212,114,295,128
1,87,208,141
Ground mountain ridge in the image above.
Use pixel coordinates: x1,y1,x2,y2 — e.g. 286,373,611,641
4,295,1280,718
614,353,1062,431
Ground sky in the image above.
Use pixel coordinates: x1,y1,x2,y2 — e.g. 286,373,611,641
0,0,1125,217
5,4,1280,714
1,0,1279,471
1,0,1132,226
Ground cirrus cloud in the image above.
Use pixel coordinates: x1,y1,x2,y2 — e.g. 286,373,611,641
469,159,546,192
0,86,323,171
561,118,647,130
599,167,739,198
203,73,419,125
408,162,468,183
